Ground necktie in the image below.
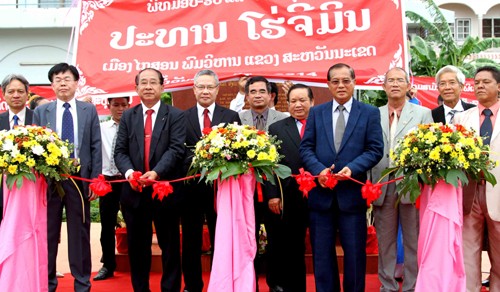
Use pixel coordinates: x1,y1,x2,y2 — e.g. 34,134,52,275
299,119,306,139
144,109,154,171
480,109,493,146
448,110,458,124
390,110,398,149
203,108,211,130
61,102,75,157
109,123,119,175
13,115,19,127
255,114,265,130
335,105,345,151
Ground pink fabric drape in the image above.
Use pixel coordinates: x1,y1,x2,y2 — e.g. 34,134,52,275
415,180,465,292
208,173,257,292
0,175,48,292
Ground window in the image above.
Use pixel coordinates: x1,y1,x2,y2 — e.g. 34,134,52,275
483,18,500,38
38,0,73,8
455,18,471,41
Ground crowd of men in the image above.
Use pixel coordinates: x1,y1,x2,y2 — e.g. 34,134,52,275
0,62,499,292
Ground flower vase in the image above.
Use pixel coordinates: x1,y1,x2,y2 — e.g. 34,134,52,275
207,173,257,292
415,179,465,292
0,174,48,292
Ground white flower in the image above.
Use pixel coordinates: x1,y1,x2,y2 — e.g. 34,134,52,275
2,139,15,152
31,144,45,156
60,146,69,158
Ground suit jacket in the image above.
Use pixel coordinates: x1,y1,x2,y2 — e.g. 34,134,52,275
239,109,287,130
0,108,33,130
300,99,384,212
114,102,186,208
183,104,241,171
371,102,433,205
432,100,476,124
265,116,303,200
454,107,500,221
33,100,102,191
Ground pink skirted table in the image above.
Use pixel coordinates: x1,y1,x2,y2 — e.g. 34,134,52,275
0,176,48,292
208,173,257,292
415,180,466,292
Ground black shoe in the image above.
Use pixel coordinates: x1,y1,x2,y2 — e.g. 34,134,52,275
93,267,114,281
270,286,284,292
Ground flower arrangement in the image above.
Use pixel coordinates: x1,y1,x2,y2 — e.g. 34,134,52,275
387,122,497,203
188,123,290,184
0,125,79,189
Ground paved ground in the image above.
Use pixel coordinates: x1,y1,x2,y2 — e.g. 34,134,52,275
57,222,493,280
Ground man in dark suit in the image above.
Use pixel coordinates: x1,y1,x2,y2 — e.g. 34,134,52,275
432,65,476,124
114,68,186,292
33,63,102,292
0,74,33,225
181,69,241,292
264,84,314,292
300,63,384,292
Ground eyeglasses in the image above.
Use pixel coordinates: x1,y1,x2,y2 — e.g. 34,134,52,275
53,77,75,84
386,78,407,85
330,79,353,86
194,84,218,91
438,81,459,88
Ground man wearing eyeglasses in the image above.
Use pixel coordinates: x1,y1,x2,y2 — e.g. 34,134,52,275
432,65,476,124
371,68,433,292
33,63,102,292
300,63,383,292
181,69,241,292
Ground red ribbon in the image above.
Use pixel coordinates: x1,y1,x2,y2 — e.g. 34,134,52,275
295,168,316,198
130,171,143,192
324,172,338,189
89,174,113,197
152,181,173,201
361,180,383,207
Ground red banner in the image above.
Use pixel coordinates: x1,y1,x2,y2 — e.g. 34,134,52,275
74,0,408,97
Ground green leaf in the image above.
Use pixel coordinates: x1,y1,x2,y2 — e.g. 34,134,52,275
445,169,467,188
483,170,497,187
207,166,223,182
220,162,244,181
274,164,291,179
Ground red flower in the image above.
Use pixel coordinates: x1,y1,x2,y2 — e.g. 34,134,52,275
361,180,382,206
90,174,112,197
152,181,173,201
295,168,316,198
202,127,212,135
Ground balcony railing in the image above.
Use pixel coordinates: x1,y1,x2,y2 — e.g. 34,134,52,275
0,1,74,8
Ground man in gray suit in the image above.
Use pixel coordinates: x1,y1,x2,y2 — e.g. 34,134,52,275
371,67,433,292
0,74,34,225
34,63,102,292
238,76,286,292
239,76,287,131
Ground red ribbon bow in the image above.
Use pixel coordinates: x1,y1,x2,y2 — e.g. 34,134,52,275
295,168,316,198
130,171,143,192
361,180,382,206
324,172,338,189
90,174,112,197
152,181,173,201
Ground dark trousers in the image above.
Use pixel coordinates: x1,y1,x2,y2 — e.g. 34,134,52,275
122,192,181,292
254,200,266,292
264,195,308,292
99,177,123,272
48,180,91,292
181,184,217,292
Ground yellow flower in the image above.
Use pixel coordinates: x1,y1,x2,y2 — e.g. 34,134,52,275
46,156,60,166
429,148,440,161
417,169,423,174
26,158,36,168
247,149,256,159
442,144,453,153
257,152,269,161
8,164,18,175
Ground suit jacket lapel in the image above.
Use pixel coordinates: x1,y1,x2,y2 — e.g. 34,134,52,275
379,105,389,144
133,105,146,163
396,102,414,138
212,104,224,126
150,104,167,160
47,102,57,131
187,107,202,137
322,101,335,154
76,101,87,147
284,117,301,148
340,99,360,152
0,113,9,130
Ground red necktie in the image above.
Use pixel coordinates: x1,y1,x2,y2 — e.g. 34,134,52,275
203,108,211,129
144,109,153,171
299,119,307,138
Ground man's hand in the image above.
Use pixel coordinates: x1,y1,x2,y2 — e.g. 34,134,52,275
268,198,282,214
140,171,159,186
282,80,294,96
334,166,352,180
88,190,98,201
318,164,335,188
238,76,249,95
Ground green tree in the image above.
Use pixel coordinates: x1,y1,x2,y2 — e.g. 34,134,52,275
406,0,500,77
